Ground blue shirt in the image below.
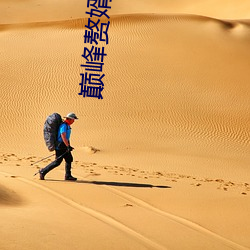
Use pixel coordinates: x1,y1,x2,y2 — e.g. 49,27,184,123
57,122,71,143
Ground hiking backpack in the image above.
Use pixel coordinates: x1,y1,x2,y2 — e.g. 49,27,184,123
43,113,63,151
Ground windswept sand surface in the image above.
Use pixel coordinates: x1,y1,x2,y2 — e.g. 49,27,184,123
1,1,250,249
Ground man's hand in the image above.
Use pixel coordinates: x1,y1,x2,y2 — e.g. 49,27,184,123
67,146,74,152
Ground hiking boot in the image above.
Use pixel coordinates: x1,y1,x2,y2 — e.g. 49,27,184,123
65,175,77,181
39,170,45,180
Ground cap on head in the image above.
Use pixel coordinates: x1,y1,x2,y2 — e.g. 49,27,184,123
64,112,78,120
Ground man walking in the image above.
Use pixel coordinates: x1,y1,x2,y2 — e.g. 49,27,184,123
39,112,78,181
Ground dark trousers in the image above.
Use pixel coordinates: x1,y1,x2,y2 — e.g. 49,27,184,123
41,149,73,177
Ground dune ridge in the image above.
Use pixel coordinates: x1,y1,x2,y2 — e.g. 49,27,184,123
1,13,250,30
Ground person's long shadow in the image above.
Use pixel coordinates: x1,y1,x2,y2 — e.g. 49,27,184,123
76,180,171,189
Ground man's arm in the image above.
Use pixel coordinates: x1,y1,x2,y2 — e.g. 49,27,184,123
61,132,69,147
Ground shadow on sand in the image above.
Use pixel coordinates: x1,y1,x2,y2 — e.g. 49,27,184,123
46,179,171,189
78,180,171,189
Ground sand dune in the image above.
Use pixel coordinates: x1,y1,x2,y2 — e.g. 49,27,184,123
1,14,249,179
1,1,250,250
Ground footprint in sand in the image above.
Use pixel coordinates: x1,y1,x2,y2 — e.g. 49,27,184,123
124,203,133,207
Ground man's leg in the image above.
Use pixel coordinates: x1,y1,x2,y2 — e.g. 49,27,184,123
39,150,64,179
64,152,77,181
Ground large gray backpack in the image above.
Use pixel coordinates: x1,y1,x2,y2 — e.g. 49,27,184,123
43,113,63,151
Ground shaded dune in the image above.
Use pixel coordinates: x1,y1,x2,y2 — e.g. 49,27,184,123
0,184,23,206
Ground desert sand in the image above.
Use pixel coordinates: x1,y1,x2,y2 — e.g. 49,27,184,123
0,1,250,249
